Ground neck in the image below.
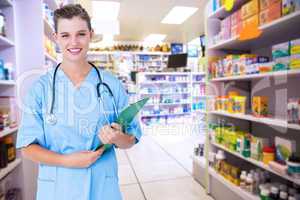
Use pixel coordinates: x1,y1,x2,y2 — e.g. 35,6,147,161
60,59,91,75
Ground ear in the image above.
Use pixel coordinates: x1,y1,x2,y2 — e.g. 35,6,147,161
53,32,58,43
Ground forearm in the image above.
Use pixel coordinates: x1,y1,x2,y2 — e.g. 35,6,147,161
21,144,66,167
114,134,136,149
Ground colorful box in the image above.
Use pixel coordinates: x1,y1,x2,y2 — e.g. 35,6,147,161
242,14,259,30
231,10,242,27
260,0,282,11
252,96,269,117
282,0,300,15
239,54,257,75
259,62,273,73
221,16,231,40
259,1,282,25
290,55,300,69
241,0,260,20
231,23,242,37
272,41,290,59
290,38,300,55
251,136,270,161
275,136,296,164
274,56,290,71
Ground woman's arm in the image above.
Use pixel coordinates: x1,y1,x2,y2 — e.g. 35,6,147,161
21,144,104,168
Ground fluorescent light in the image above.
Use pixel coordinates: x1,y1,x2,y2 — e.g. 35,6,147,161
161,6,198,24
92,1,120,20
144,34,166,42
92,19,120,35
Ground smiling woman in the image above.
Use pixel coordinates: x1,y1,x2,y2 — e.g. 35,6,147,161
16,4,141,200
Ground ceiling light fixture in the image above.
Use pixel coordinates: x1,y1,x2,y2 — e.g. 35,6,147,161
161,6,198,24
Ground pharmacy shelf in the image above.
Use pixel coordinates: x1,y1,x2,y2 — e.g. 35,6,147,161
140,92,190,95
208,11,300,50
141,81,190,84
145,102,191,106
0,0,13,7
0,35,14,48
44,0,59,10
209,167,260,200
0,127,18,138
44,18,55,39
210,111,300,130
88,51,170,56
207,0,246,19
192,95,207,98
142,72,190,76
193,109,207,114
45,52,57,63
192,81,205,84
0,80,16,86
211,69,300,82
0,158,22,180
211,142,300,185
192,72,206,76
193,156,206,168
141,112,190,117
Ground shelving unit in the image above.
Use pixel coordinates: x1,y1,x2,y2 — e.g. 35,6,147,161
0,35,14,47
0,127,18,138
203,1,300,199
45,51,57,64
0,158,22,180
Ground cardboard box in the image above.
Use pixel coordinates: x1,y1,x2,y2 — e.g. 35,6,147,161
242,14,259,29
252,96,269,117
260,0,281,11
275,136,296,162
241,0,260,20
282,0,300,15
274,56,290,71
290,54,300,69
290,38,300,55
221,17,231,40
259,1,282,25
231,22,242,37
272,41,290,59
231,10,242,27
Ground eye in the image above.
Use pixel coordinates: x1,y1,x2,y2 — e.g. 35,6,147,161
79,33,86,36
61,34,69,38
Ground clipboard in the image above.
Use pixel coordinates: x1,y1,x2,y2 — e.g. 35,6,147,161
96,97,149,151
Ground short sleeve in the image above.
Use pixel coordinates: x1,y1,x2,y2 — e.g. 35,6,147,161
16,80,46,149
116,81,142,143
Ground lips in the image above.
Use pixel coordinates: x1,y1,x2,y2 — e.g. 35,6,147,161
67,48,82,55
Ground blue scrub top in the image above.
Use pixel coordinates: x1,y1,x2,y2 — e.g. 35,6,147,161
17,67,142,200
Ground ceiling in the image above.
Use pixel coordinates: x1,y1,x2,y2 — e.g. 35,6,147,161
77,0,207,43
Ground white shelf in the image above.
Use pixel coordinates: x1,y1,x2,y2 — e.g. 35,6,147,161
0,80,16,86
88,51,171,56
0,0,13,7
193,109,207,114
141,112,190,117
211,142,300,185
211,69,300,82
192,81,205,84
0,158,22,180
192,95,207,98
145,102,191,106
141,81,190,84
141,72,190,76
192,72,206,76
210,111,300,130
209,167,260,200
0,127,18,138
193,156,206,168
0,35,14,47
208,11,300,50
45,52,57,63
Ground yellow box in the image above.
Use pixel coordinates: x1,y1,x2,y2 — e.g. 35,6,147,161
252,96,269,117
241,0,260,20
234,96,247,114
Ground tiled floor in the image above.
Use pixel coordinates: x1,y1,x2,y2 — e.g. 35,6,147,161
117,124,213,200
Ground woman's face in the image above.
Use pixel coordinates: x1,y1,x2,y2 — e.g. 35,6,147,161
54,16,92,63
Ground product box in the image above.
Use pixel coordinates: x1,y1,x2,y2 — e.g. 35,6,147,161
252,96,269,117
287,98,299,124
239,54,257,75
273,56,290,71
259,62,274,73
241,0,260,20
221,17,231,40
290,54,300,69
231,23,242,38
282,0,300,15
290,38,300,55
246,63,260,74
251,136,270,161
259,1,282,25
231,10,242,27
272,41,290,59
275,136,296,163
242,14,259,30
260,0,282,10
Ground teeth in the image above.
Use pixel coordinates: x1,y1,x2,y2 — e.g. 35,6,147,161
68,48,81,53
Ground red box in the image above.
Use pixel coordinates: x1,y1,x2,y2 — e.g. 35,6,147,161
259,1,281,25
260,0,281,11
231,10,242,27
231,23,242,37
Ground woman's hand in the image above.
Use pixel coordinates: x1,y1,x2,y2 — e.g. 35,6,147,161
63,147,104,168
98,123,136,149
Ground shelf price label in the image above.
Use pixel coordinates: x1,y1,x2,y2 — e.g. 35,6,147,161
224,0,235,11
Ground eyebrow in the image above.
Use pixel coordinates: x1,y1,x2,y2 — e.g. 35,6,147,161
59,30,88,35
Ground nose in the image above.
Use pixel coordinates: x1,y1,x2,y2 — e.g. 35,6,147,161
70,35,79,45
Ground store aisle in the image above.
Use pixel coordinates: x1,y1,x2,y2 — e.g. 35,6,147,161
117,125,212,200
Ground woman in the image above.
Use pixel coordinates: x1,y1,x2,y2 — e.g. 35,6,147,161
17,4,141,200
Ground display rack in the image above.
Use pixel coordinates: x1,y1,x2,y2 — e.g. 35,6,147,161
201,1,300,200
137,72,208,126
0,158,22,180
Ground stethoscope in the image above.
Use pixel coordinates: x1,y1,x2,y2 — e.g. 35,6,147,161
45,62,119,125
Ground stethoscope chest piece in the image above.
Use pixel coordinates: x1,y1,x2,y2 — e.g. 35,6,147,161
46,114,57,125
